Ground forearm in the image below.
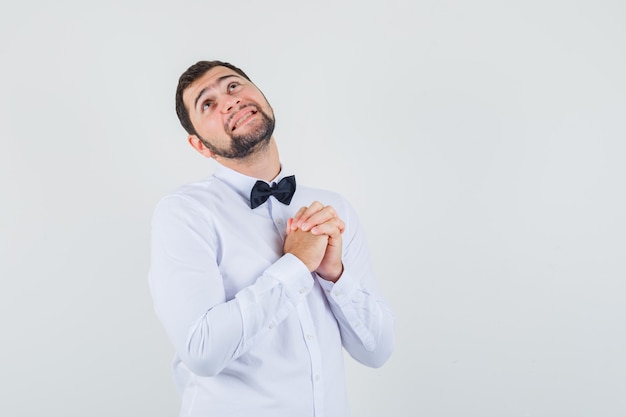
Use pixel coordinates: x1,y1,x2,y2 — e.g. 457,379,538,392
317,198,395,367
149,195,314,377
318,272,395,367
152,254,313,377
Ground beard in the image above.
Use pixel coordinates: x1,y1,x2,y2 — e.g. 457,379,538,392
199,106,275,160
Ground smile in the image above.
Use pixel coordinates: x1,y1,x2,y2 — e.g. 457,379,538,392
231,109,258,131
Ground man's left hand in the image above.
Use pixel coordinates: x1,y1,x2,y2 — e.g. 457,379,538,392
287,201,345,282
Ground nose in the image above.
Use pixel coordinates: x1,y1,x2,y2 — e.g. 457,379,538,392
221,96,241,113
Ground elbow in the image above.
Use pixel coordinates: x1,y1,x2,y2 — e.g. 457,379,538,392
369,345,394,368
181,322,229,377
352,317,395,368
184,353,225,377
367,308,395,368
362,339,394,368
346,334,394,368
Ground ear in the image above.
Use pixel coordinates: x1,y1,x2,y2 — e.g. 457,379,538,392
188,135,215,158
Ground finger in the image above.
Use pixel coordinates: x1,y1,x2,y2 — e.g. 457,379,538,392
295,201,325,229
300,206,337,231
311,214,343,231
302,207,342,232
286,217,293,234
290,206,307,230
310,218,345,237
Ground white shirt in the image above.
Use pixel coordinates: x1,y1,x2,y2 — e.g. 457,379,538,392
148,164,395,417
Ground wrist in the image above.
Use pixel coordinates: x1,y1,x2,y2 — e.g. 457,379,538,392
317,263,344,283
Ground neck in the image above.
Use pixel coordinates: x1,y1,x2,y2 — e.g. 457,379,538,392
217,137,281,181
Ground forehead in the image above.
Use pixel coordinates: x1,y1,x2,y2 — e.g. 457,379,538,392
183,66,245,106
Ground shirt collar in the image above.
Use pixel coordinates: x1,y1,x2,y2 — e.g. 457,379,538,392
213,163,293,202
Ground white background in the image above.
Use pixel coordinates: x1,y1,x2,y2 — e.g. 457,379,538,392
1,1,625,416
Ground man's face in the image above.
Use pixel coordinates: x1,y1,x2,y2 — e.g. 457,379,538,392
183,66,275,159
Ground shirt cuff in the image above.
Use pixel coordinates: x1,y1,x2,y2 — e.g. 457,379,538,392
316,269,359,307
264,253,314,298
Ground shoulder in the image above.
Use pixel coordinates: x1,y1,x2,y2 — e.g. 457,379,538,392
294,183,345,205
293,184,356,219
152,176,230,218
170,176,224,202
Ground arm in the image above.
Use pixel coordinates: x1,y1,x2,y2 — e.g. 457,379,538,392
317,220,395,368
148,195,321,377
290,200,395,368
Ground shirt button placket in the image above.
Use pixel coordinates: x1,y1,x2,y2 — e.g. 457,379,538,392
269,200,287,239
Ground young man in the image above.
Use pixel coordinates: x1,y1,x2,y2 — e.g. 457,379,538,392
149,60,395,417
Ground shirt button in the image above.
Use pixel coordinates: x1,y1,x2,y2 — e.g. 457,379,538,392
306,334,313,341
269,324,275,330
314,374,321,382
275,218,283,225
299,288,307,295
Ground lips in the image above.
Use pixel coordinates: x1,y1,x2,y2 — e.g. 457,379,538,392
230,107,258,132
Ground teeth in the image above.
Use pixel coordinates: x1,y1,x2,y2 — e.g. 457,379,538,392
236,113,252,127
233,111,256,130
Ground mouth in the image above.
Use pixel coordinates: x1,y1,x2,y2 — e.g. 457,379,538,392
231,108,258,132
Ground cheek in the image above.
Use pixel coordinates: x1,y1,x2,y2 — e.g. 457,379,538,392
199,117,227,137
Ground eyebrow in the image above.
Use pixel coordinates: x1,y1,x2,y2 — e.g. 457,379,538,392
193,75,241,110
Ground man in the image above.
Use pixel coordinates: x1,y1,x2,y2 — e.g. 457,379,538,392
149,60,395,417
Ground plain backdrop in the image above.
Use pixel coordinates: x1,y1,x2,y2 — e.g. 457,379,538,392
1,1,625,416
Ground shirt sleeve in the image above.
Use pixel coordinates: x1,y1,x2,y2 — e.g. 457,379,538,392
148,194,313,377
316,199,395,368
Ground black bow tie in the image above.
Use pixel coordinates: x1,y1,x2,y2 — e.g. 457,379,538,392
249,175,296,209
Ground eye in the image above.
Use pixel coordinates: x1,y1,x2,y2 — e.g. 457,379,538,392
228,82,239,93
201,101,212,111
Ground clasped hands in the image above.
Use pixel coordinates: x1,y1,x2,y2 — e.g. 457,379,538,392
283,201,345,282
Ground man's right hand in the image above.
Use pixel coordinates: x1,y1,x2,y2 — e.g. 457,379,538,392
283,222,329,272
